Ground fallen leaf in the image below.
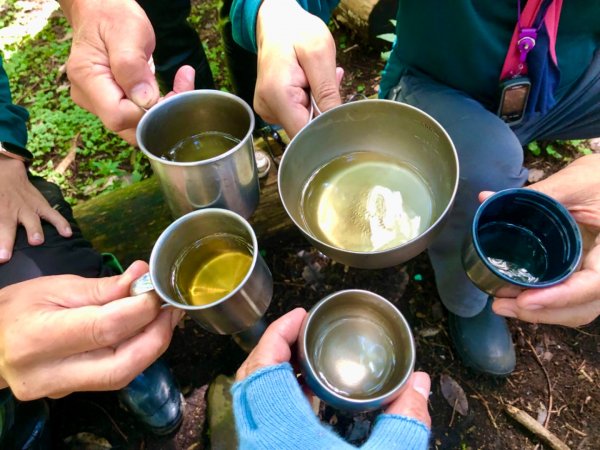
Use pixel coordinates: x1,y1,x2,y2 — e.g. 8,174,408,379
63,432,112,449
527,168,546,183
418,327,441,338
55,133,79,175
440,374,469,416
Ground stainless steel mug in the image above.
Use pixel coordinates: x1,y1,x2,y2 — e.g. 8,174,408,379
462,188,583,296
297,290,415,411
136,90,259,218
278,99,459,269
130,209,273,337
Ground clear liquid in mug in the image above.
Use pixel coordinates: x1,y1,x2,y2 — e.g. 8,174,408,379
479,222,548,283
300,151,434,252
171,233,253,306
162,131,240,162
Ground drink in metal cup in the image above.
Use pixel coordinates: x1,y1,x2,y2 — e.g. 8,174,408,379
278,99,459,269
136,90,259,218
297,290,415,411
462,188,583,296
130,209,272,344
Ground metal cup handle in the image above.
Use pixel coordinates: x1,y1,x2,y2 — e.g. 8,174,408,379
129,272,172,309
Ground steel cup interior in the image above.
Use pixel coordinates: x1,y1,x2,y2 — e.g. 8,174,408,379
278,99,458,268
136,89,254,164
473,188,583,287
300,290,415,411
149,208,258,309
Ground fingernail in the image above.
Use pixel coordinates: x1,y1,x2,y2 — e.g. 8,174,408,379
412,372,431,401
130,82,154,108
0,248,10,261
495,307,517,318
32,233,44,243
171,309,185,329
64,226,72,236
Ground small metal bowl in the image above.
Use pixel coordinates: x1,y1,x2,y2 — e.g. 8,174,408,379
298,290,415,411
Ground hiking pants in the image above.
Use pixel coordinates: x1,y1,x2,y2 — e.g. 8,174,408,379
388,49,600,317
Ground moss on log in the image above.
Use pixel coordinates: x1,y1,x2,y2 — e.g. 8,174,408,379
73,136,295,267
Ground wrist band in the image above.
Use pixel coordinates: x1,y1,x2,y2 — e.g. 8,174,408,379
0,141,33,164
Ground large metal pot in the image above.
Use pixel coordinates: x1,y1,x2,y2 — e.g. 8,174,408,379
278,99,459,269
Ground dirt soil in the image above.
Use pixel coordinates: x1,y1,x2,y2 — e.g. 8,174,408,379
9,3,598,450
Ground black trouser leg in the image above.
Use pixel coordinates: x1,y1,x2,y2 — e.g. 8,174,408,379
137,0,215,91
218,0,268,129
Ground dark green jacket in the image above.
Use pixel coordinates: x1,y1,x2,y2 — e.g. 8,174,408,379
231,0,600,108
0,53,29,148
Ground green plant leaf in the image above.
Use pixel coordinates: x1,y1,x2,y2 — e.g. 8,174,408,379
545,144,563,159
527,141,541,156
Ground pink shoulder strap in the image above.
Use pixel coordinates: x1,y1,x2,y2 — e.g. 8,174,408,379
500,0,563,80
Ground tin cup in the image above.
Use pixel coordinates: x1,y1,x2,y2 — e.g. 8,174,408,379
136,90,259,219
462,188,583,296
130,209,273,346
297,290,415,412
278,99,459,269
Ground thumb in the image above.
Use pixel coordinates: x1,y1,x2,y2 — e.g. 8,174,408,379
479,190,495,203
385,371,431,428
104,18,160,108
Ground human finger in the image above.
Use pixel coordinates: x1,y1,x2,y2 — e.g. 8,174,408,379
17,208,44,246
37,202,73,238
171,65,196,94
236,308,307,381
294,19,340,115
0,215,17,262
39,260,151,308
103,14,159,109
19,307,181,399
513,266,600,310
385,371,431,428
39,292,163,358
493,297,600,327
478,190,495,203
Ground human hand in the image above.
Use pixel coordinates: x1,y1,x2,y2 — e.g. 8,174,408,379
0,157,72,263
254,0,343,137
234,308,430,448
0,260,184,400
486,154,600,326
59,0,195,145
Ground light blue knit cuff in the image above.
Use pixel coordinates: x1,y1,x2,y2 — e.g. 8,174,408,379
232,362,352,449
361,414,430,450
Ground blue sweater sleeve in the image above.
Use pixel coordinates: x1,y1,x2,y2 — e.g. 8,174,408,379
230,0,340,53
0,54,29,147
232,362,430,450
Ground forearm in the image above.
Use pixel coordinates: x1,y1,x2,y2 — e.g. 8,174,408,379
231,0,340,52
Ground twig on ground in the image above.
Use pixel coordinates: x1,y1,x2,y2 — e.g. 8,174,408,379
82,399,128,442
521,329,554,429
449,398,458,428
505,405,570,450
564,423,587,437
343,43,359,53
470,393,499,429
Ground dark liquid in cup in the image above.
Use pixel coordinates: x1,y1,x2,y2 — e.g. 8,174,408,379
162,131,240,162
171,234,253,306
478,222,548,283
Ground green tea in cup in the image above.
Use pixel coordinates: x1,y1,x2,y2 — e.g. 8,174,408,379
300,151,434,252
171,233,253,306
163,131,240,162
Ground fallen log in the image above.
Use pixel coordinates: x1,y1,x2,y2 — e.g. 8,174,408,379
333,0,398,44
73,135,295,267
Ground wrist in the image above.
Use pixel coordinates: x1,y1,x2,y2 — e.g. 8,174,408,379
256,0,301,50
0,142,32,167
